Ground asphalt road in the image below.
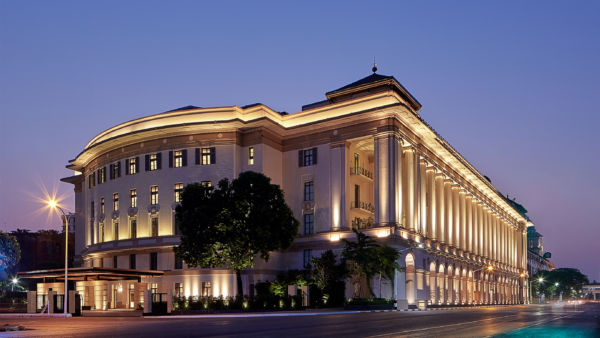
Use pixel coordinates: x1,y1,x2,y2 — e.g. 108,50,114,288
1,303,598,337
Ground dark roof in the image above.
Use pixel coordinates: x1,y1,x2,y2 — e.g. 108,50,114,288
327,73,394,94
324,73,422,111
165,105,201,113
241,103,263,109
18,267,164,281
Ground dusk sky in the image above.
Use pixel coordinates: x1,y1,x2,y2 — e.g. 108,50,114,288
1,1,598,281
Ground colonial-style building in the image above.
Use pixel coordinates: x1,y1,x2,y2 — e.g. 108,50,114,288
26,69,531,310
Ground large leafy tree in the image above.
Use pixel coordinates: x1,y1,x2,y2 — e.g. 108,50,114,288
531,268,589,299
0,232,21,279
175,171,299,297
342,229,381,298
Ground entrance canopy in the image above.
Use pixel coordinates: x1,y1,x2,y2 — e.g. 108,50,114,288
18,267,164,282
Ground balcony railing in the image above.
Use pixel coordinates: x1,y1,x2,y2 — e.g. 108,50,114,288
350,200,375,213
350,167,373,180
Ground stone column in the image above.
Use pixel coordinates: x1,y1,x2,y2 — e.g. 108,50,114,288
472,200,479,256
374,132,399,228
426,167,436,240
452,185,460,248
402,147,416,231
459,189,466,252
478,202,484,259
493,214,498,262
444,179,453,246
435,173,445,243
466,194,473,253
27,291,37,313
419,159,428,236
487,211,492,261
330,141,348,230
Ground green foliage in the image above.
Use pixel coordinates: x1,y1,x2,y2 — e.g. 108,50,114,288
174,171,300,297
530,268,589,299
342,229,381,298
345,297,394,306
310,250,347,306
0,232,20,274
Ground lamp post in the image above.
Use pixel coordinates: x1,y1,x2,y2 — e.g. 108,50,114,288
48,199,70,315
11,277,18,292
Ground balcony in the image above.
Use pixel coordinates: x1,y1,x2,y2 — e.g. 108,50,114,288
350,200,375,214
350,167,373,180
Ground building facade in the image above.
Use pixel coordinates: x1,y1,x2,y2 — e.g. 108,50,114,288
50,71,529,310
526,226,554,276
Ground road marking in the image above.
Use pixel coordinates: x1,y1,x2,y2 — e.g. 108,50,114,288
483,314,569,337
365,314,518,337
145,311,363,319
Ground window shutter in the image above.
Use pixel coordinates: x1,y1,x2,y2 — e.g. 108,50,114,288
298,150,303,167
117,161,121,177
97,169,100,184
109,164,114,180
125,159,130,175
210,147,216,164
169,151,173,168
195,148,200,165
103,166,107,182
313,147,318,165
135,157,139,173
145,154,150,171
157,152,162,170
182,149,188,166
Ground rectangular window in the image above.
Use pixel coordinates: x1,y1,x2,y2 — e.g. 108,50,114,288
201,181,212,188
89,220,94,244
304,181,314,201
149,154,158,171
91,201,95,218
248,147,254,165
127,157,138,175
130,219,137,239
99,223,104,242
129,254,136,269
113,193,119,211
150,252,158,270
110,161,121,179
98,167,106,184
174,151,183,168
130,189,137,208
174,255,183,269
201,282,212,297
354,153,359,170
201,147,215,165
174,183,183,203
89,172,96,189
114,221,119,241
113,256,118,268
100,197,105,214
303,249,312,268
298,148,318,167
150,185,159,205
151,217,159,237
174,283,183,298
304,213,314,235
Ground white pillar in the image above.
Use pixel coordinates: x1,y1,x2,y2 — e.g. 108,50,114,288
459,189,466,252
374,132,399,227
435,173,445,243
330,142,347,230
473,201,479,256
419,159,428,236
466,195,473,253
426,167,436,240
402,147,416,231
452,185,460,248
444,179,453,246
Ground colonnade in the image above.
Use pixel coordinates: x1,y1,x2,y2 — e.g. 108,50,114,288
371,128,528,304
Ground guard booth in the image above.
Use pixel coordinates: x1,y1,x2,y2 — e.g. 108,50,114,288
18,267,164,313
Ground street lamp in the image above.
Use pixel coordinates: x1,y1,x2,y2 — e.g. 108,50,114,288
11,277,18,292
47,199,70,315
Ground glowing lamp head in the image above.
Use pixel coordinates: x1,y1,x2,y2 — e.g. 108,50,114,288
48,200,57,209
538,278,544,283
12,278,18,285
555,282,559,287
486,265,494,271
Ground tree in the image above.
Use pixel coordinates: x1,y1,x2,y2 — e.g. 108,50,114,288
175,171,299,297
342,229,380,298
374,245,401,298
310,250,347,304
531,268,589,300
0,232,20,274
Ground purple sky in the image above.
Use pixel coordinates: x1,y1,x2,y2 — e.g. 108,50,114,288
1,1,598,281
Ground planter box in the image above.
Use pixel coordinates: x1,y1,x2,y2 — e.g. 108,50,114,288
344,304,394,311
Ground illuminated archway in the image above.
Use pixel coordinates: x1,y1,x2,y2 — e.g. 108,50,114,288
405,253,416,305
429,261,437,304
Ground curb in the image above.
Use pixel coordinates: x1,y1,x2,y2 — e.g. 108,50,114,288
0,314,72,318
